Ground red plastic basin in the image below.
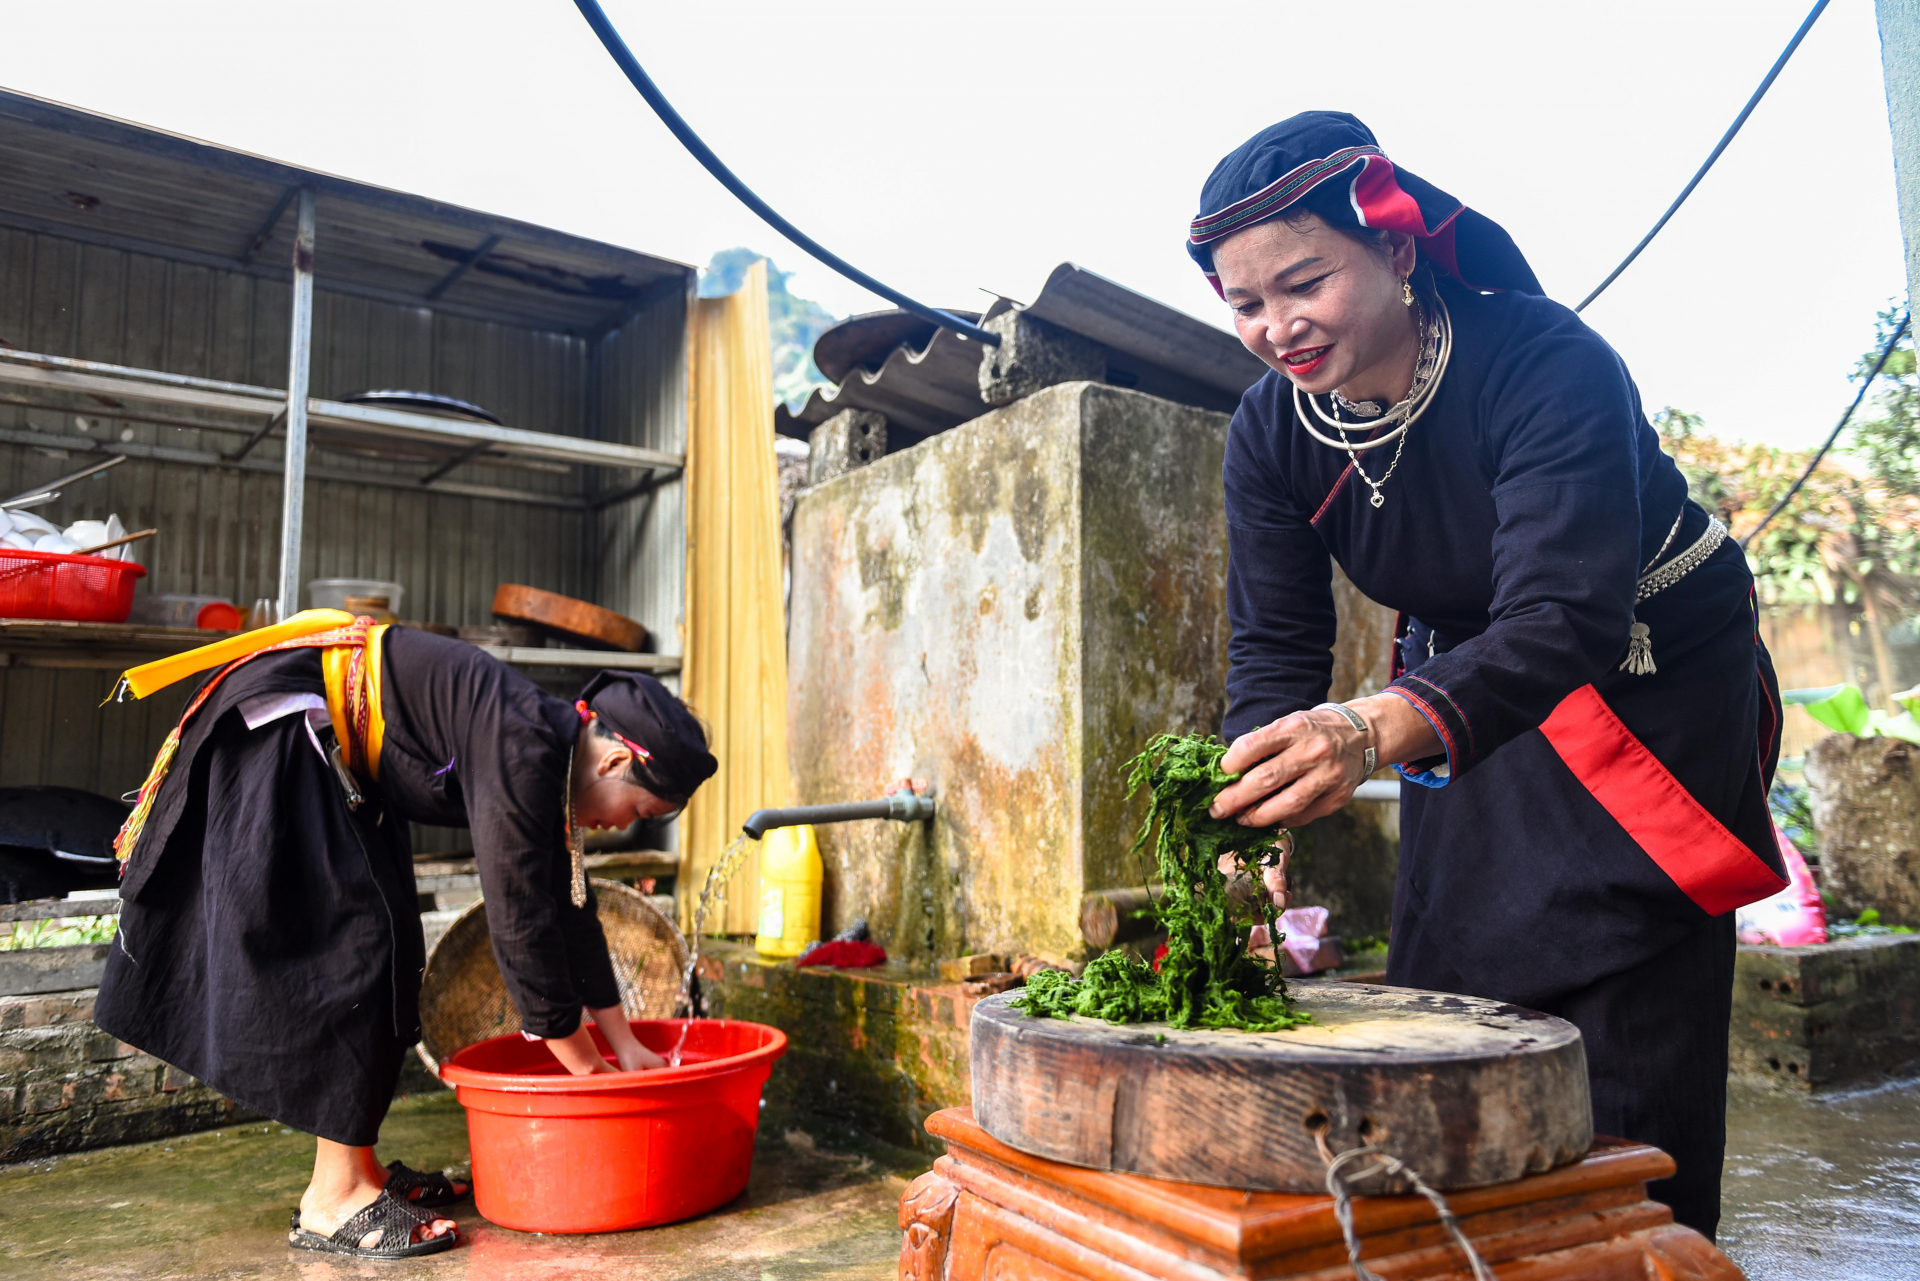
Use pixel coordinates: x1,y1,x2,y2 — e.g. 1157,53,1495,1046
439,1018,787,1234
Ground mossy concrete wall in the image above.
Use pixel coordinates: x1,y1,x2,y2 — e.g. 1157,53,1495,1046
697,942,974,1156
0,988,256,1162
788,383,1225,963
788,380,1400,961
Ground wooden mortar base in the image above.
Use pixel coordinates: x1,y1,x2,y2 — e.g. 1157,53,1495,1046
902,1108,1743,1281
970,981,1592,1193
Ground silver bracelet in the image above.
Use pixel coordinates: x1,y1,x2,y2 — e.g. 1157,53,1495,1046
1313,702,1376,776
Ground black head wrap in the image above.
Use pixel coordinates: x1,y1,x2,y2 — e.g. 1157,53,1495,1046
578,671,717,803
1187,111,1540,298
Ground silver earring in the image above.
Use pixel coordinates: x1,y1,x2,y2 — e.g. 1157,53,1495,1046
1402,276,1414,307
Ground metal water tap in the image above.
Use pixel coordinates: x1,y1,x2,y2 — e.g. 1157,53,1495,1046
741,788,936,840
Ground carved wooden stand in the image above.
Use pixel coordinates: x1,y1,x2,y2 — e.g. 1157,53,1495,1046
900,1108,1744,1280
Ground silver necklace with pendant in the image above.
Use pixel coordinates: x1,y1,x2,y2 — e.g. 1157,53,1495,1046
1292,295,1453,509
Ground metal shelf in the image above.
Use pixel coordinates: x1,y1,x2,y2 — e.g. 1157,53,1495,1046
0,619,232,670
0,620,680,675
0,347,684,478
475,645,681,674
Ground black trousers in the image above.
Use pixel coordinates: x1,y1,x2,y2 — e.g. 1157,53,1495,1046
1534,913,1736,1240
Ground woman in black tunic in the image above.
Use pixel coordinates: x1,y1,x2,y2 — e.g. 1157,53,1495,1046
1192,113,1787,1239
94,626,715,1256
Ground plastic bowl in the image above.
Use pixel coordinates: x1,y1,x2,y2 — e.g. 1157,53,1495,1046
307,577,404,615
439,1018,787,1233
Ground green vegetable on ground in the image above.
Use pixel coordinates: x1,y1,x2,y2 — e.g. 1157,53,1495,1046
0,915,119,951
1015,733,1309,1032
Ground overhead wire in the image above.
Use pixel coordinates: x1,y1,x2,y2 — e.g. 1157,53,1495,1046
569,0,1000,346
1574,0,1830,313
1738,311,1912,550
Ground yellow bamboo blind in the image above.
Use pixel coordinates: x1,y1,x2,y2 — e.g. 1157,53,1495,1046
680,259,792,935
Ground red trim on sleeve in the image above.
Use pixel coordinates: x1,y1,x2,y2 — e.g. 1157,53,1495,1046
1540,684,1786,916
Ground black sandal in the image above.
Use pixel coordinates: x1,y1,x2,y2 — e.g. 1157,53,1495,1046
384,1159,470,1208
288,1187,458,1258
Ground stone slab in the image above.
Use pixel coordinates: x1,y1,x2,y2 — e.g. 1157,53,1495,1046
1729,933,1920,1090
0,946,108,997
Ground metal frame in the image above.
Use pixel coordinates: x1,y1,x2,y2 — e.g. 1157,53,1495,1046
277,189,315,620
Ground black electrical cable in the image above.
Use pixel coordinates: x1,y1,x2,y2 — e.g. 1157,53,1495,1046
1575,0,1829,313
1739,311,1911,550
570,0,1000,347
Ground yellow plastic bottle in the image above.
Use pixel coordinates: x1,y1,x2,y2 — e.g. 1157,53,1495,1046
754,823,822,958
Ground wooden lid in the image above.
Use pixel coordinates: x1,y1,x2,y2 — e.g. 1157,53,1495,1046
969,980,1592,1193
491,584,647,653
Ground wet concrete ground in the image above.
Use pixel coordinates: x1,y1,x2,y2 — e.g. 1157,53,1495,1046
4,1079,1916,1279
0,1093,913,1281
1719,1076,1920,1280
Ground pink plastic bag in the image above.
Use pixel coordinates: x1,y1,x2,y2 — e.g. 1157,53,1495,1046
1735,824,1827,947
1247,906,1344,974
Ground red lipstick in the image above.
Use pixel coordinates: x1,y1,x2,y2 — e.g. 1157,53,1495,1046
1282,344,1331,379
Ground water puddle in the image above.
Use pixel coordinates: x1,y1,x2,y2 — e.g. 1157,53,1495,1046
1718,1075,1920,1277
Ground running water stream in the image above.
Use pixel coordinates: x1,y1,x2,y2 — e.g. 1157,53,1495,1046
666,832,755,1067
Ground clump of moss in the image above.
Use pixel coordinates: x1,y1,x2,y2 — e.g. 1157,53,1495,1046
1015,733,1307,1032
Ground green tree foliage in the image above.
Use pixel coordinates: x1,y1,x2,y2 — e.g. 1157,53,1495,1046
699,248,840,410
1658,300,1920,612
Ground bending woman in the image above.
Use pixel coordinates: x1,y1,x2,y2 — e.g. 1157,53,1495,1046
95,615,715,1258
1195,112,1786,1238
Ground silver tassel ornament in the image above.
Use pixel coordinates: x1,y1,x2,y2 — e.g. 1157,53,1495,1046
1620,619,1655,675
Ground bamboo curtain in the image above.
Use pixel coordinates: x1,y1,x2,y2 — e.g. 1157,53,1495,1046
680,259,792,934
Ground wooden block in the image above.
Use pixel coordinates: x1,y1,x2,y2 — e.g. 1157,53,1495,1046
1079,888,1159,949
901,1108,1743,1281
969,981,1591,1193
491,583,647,653
938,953,1005,982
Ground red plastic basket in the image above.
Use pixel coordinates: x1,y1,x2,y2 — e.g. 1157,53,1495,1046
0,549,147,622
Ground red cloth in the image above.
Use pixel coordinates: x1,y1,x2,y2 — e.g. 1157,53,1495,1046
795,939,887,969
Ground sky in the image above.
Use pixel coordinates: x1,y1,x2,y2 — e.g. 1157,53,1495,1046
0,0,1905,450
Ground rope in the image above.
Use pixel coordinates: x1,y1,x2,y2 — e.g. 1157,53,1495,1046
1575,0,1829,313
568,0,1000,348
1739,311,1912,550
1318,1130,1494,1281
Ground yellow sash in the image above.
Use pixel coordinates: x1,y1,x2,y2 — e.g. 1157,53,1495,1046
113,610,389,860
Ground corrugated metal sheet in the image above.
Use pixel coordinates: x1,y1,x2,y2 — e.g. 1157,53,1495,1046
0,211,689,848
773,262,1265,441
0,89,691,335
594,286,689,660
985,263,1266,401
774,325,985,439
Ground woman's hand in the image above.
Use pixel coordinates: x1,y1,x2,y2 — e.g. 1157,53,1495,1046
590,1005,666,1071
544,1023,616,1075
1210,693,1438,828
1217,833,1293,912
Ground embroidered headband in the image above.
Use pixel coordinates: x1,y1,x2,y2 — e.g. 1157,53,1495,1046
576,669,718,801
1187,111,1541,300
576,700,652,764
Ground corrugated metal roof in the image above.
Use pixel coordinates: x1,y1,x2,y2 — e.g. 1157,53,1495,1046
774,262,1264,441
987,263,1266,401
0,88,694,335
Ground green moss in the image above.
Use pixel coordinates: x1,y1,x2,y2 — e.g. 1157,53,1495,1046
1015,734,1308,1032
